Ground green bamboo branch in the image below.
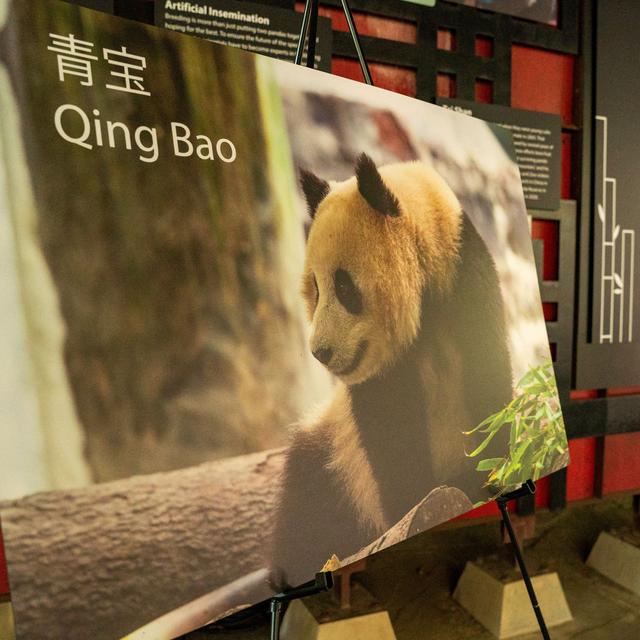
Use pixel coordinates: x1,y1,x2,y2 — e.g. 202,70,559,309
466,359,569,493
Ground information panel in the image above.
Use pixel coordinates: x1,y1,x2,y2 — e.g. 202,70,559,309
438,98,561,210
157,0,333,71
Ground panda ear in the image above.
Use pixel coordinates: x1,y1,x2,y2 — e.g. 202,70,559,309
300,169,330,219
355,153,401,217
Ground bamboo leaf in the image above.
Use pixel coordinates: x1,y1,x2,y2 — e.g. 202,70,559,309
466,428,501,457
510,417,518,450
512,440,532,464
466,358,566,490
463,412,498,435
533,368,548,385
476,458,504,472
543,403,555,423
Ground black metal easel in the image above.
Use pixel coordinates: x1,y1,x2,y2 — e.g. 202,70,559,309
269,572,334,640
294,0,373,85
497,480,551,639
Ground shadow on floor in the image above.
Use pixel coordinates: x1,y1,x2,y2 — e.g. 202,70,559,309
185,496,639,639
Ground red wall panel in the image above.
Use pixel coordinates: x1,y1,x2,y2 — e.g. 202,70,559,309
511,44,574,125
570,389,601,400
474,78,493,103
534,476,551,508
313,5,417,44
295,3,418,95
331,58,417,96
607,386,640,397
601,433,640,495
566,437,597,501
0,527,9,596
561,131,573,199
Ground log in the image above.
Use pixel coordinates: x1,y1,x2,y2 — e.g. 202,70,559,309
343,486,473,564
122,486,473,638
0,449,285,640
1,448,473,640
123,569,272,640
122,487,472,639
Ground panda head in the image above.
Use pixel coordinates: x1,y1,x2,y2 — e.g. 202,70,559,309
300,153,461,386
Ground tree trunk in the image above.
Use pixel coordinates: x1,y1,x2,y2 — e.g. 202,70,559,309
1,0,322,488
0,450,284,640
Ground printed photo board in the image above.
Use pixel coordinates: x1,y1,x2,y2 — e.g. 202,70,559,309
0,1,568,638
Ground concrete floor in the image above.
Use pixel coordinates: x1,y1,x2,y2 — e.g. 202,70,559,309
0,600,15,640
188,496,640,639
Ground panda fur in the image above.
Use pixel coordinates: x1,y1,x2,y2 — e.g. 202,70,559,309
270,154,513,588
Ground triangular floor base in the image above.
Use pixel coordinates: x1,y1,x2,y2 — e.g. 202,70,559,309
280,583,397,640
587,531,640,596
454,561,572,638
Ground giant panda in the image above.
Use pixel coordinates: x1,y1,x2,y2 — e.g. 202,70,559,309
270,153,513,588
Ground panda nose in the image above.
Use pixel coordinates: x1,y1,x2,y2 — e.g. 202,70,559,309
312,347,333,365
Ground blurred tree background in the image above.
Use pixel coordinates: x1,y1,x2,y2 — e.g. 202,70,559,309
1,0,325,486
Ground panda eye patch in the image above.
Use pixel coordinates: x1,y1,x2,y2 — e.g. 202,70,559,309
334,268,363,315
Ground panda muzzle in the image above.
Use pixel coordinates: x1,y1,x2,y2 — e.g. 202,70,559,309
336,340,368,376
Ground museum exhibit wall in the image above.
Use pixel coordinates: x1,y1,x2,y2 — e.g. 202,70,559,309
1,0,639,620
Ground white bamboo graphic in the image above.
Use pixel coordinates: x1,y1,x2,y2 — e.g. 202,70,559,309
596,115,635,343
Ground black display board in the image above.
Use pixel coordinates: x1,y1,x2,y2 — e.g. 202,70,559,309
575,0,640,389
591,1,639,349
437,98,561,210
156,0,333,71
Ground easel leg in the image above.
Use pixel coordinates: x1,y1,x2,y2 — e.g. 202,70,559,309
338,0,373,84
293,0,373,85
498,498,551,640
269,599,282,640
268,572,334,640
294,0,313,65
306,0,319,68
